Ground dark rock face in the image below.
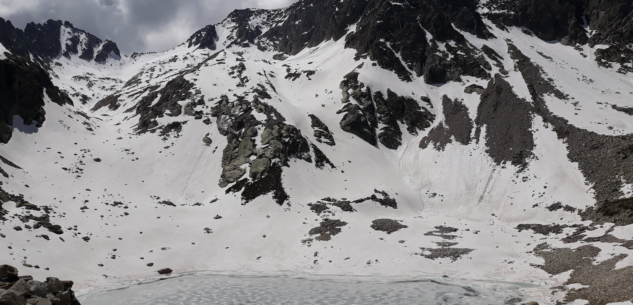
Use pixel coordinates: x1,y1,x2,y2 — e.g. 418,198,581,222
417,246,474,261
92,94,121,111
134,76,195,133
337,72,434,148
263,0,368,55
483,0,587,44
0,265,81,305
94,40,121,63
311,144,336,170
483,0,633,68
224,10,262,47
1,186,43,217
0,19,63,60
516,224,567,235
339,103,376,146
0,53,73,144
241,163,289,205
308,219,347,241
0,18,120,64
345,0,492,82
187,25,219,50
507,43,633,209
374,90,435,149
337,72,377,146
0,265,18,280
581,198,633,226
475,74,534,168
353,189,399,209
370,219,408,234
309,115,335,146
420,96,473,151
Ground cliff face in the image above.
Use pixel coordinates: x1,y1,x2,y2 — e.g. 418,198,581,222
0,53,72,143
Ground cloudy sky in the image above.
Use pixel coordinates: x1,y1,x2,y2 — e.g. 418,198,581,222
0,0,295,54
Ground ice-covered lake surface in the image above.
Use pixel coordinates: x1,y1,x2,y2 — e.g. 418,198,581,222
77,273,529,305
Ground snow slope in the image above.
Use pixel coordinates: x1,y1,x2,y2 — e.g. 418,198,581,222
1,6,633,305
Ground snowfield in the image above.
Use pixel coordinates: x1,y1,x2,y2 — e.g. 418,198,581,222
1,7,633,305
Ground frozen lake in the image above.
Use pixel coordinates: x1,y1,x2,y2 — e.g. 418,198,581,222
78,273,529,305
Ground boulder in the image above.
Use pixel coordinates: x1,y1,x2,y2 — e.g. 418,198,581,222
7,280,29,297
26,281,47,298
339,104,376,146
0,290,26,305
57,291,71,305
464,84,485,94
0,265,18,281
45,278,63,295
249,157,270,180
157,268,172,275
184,102,196,116
29,298,51,305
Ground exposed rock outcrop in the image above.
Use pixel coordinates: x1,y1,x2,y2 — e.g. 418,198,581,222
0,53,73,144
475,74,534,168
420,96,473,151
187,25,219,50
0,264,81,305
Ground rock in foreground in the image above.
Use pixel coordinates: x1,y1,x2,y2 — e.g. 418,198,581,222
0,264,80,305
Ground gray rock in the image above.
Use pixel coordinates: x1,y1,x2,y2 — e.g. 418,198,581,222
184,102,196,116
249,157,270,180
221,168,246,184
464,84,485,94
263,140,283,159
28,298,51,305
238,137,254,159
0,290,26,305
260,128,274,145
26,281,47,298
202,136,212,146
45,278,63,295
57,291,71,305
370,219,408,234
8,280,29,297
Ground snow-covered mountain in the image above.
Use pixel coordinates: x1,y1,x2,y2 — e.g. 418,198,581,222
1,1,633,304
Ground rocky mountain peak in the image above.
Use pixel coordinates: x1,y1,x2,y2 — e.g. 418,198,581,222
187,25,219,50
0,17,121,64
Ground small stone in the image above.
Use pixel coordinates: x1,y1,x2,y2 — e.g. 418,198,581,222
157,268,172,275
147,263,154,267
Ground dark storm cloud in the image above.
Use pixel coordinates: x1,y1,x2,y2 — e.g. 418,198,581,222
0,0,295,54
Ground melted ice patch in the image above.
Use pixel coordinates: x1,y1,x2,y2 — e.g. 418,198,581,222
78,274,527,305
